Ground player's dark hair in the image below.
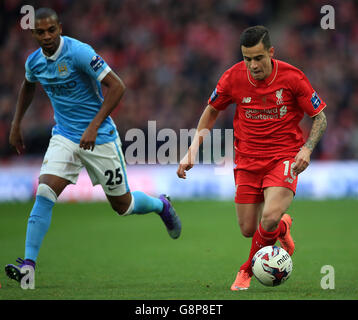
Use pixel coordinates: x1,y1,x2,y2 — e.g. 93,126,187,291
35,8,60,23
240,26,271,50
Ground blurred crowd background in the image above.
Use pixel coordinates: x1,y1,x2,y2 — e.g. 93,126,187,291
0,0,357,161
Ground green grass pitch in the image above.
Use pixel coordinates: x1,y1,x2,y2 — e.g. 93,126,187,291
0,199,357,300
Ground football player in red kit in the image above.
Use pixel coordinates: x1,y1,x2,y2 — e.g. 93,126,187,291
177,26,327,290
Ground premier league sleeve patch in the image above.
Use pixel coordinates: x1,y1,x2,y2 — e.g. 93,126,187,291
90,55,104,72
210,88,219,103
311,91,321,109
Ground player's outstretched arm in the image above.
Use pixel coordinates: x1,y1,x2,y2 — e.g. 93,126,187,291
177,104,220,179
293,110,327,175
79,71,125,151
9,79,36,154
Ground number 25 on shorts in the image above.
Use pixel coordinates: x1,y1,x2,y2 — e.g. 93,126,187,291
105,167,123,189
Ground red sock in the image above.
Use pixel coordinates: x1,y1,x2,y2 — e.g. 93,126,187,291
278,218,287,237
240,221,285,276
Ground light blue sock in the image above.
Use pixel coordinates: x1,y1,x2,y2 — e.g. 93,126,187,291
131,191,163,214
25,195,54,262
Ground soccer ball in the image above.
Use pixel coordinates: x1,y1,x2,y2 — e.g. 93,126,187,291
252,245,293,286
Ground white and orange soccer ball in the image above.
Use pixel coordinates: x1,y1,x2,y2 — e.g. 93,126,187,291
252,245,293,287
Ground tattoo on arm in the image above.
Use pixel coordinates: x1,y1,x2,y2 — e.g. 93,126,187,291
304,111,327,152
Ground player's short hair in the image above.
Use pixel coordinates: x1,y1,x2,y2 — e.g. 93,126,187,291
35,8,60,24
240,26,271,50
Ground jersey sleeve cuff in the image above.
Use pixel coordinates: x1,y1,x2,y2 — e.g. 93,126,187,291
209,102,228,111
309,103,327,118
25,74,36,83
97,66,111,82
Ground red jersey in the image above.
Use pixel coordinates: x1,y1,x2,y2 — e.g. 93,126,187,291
208,59,326,158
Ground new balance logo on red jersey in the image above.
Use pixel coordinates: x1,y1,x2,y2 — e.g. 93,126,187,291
242,97,251,103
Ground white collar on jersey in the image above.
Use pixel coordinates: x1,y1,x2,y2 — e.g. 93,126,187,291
41,36,64,61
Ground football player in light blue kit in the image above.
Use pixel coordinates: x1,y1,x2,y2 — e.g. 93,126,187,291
5,8,181,283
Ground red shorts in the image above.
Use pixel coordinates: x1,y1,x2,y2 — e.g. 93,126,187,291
234,155,298,204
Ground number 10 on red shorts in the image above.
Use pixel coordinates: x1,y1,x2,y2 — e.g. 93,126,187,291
234,156,298,204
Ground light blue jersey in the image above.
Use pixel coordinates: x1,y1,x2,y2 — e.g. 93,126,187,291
25,36,117,145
